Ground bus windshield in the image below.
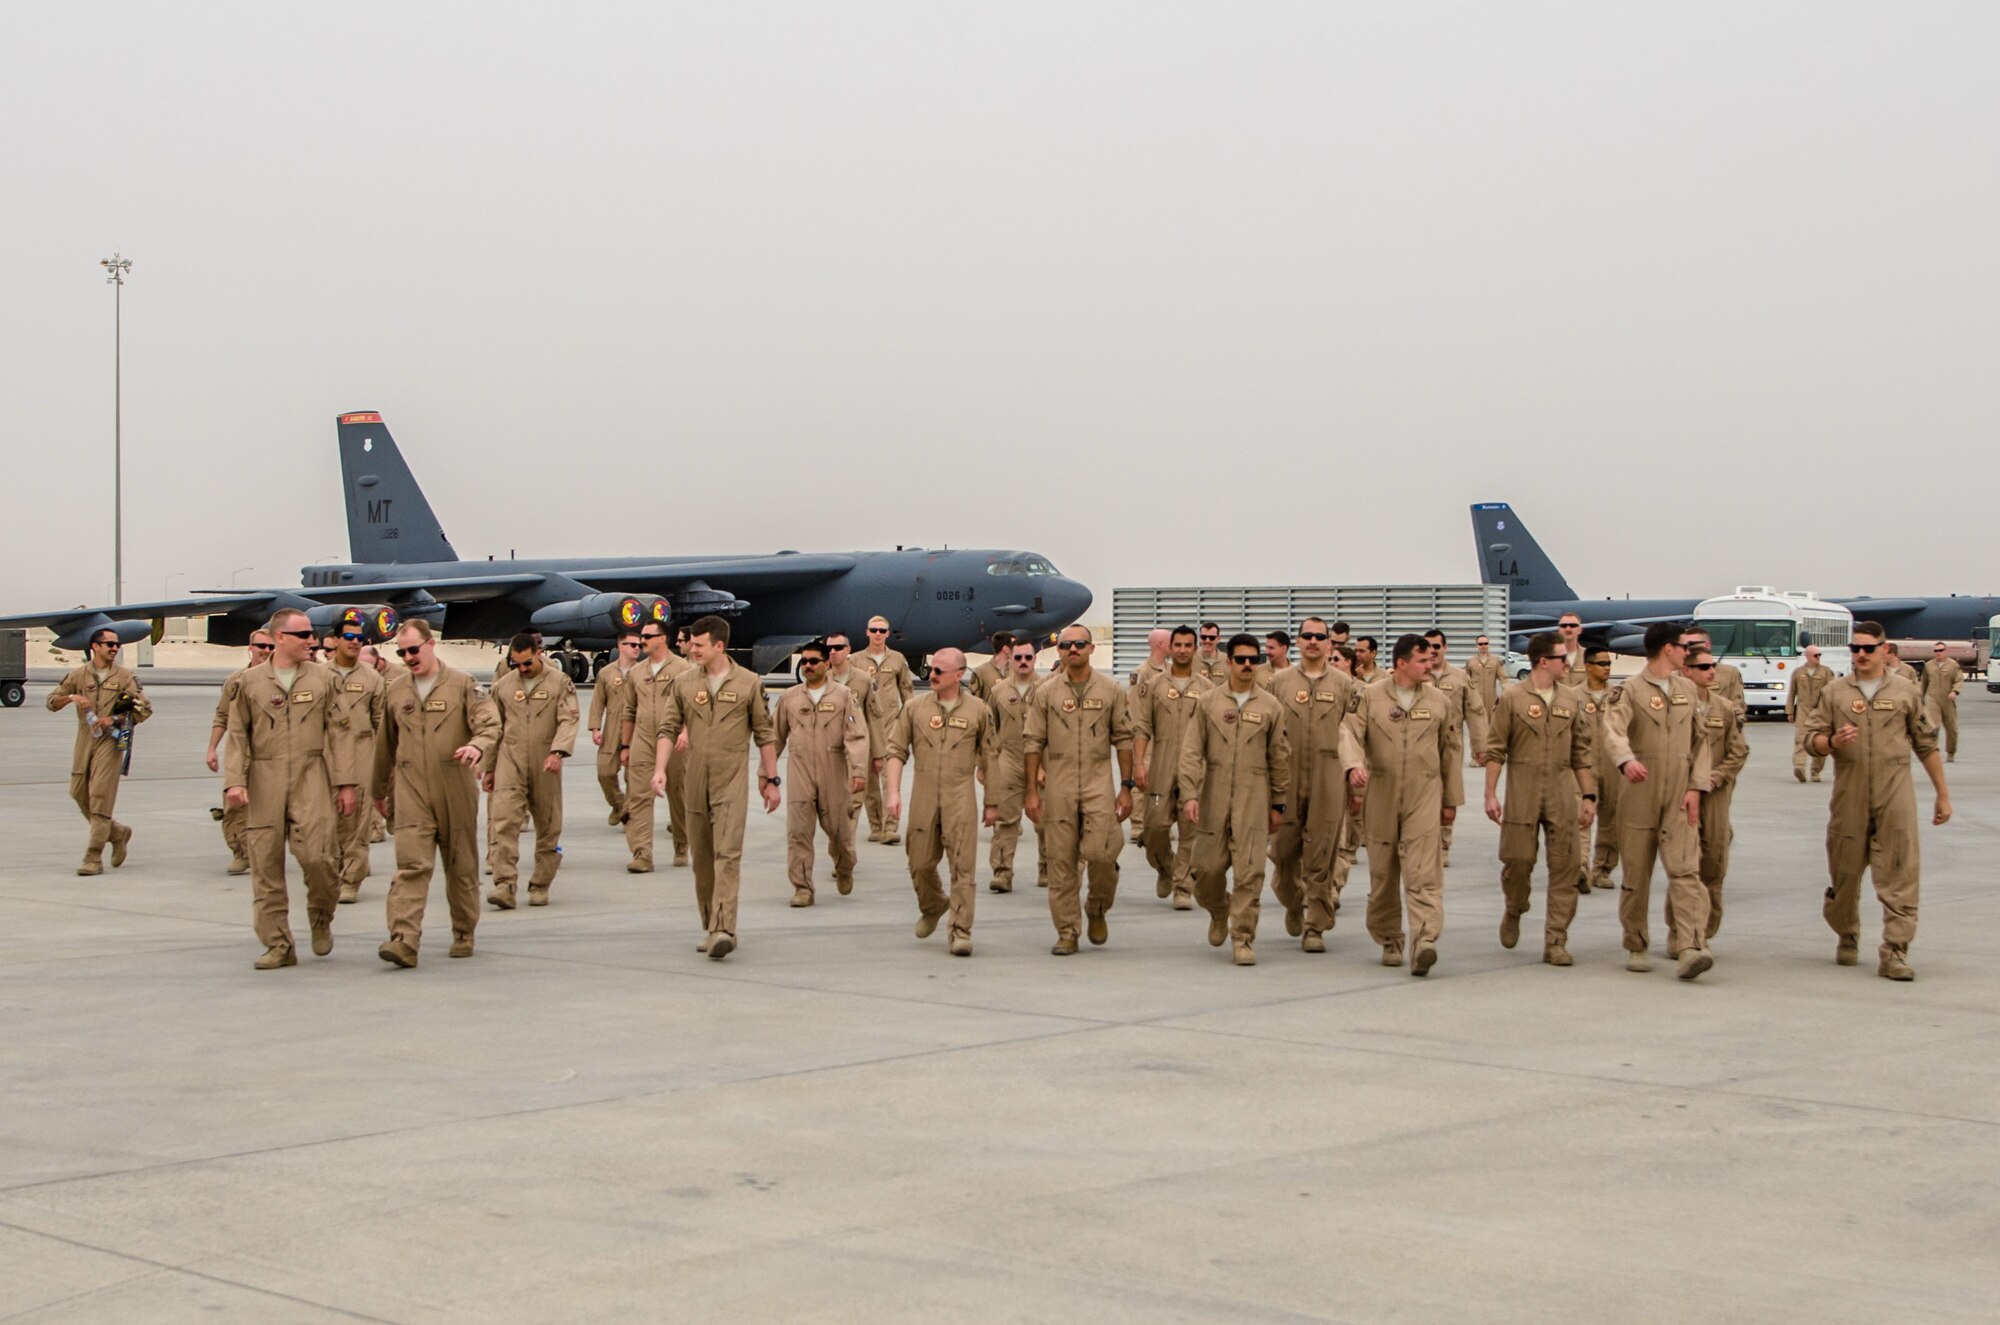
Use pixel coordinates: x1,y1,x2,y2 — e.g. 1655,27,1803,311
1700,619,1799,658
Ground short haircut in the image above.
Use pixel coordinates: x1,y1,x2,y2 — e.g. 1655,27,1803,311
988,631,1014,651
1391,633,1428,664
617,627,642,642
689,614,730,646
1200,621,1221,634
1642,621,1683,657
1333,644,1358,667
1299,616,1326,632
1525,631,1562,667
1356,635,1378,651
798,637,829,661
1226,632,1261,659
1265,630,1290,648
268,608,309,634
1853,620,1886,640
1558,613,1582,626
1328,621,1350,635
508,632,540,655
1423,628,1447,646
1169,625,1197,644
398,618,435,643
826,631,850,648
90,628,119,645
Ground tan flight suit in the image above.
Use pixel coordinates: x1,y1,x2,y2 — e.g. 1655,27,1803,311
1264,664,1358,938
659,663,778,940
773,680,869,897
1713,663,1747,721
982,675,1037,890
325,661,386,895
890,691,991,942
1889,658,1918,685
1580,681,1622,886
1126,661,1167,843
623,653,691,867
1802,672,1935,964
968,657,1006,701
373,666,500,953
1128,668,1214,905
1339,680,1462,954
46,662,152,867
224,661,360,953
1024,671,1133,944
213,666,254,863
1486,680,1594,950
1668,686,1748,950
1178,684,1291,944
1195,650,1229,686
1787,663,1835,780
483,667,579,902
1429,660,1489,866
1923,657,1963,759
859,648,915,841
1465,651,1505,719
589,661,634,821
829,665,875,849
1601,672,1714,958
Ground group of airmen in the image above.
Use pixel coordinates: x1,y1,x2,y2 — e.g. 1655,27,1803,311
42,603,1955,981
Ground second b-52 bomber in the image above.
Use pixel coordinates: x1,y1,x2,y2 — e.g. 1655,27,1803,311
1,412,1093,680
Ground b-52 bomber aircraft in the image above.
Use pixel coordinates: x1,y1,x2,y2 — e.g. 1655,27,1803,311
1,411,1093,680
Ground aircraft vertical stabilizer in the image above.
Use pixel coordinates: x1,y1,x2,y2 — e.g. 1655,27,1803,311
336,412,457,564
1471,502,1575,603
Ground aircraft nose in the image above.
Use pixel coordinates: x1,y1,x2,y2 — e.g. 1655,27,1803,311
1049,577,1092,626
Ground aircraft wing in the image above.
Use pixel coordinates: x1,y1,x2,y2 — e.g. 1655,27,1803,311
573,554,856,596
0,593,279,630
1829,597,1929,617
0,573,544,632
284,574,547,605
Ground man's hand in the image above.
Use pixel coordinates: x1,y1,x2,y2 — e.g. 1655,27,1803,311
850,775,864,794
619,747,630,767
205,747,221,773
1622,759,1649,784
1682,789,1701,826
1267,808,1282,835
873,757,884,775
1935,794,1953,826
886,793,902,821
650,770,667,798
591,729,603,746
374,796,390,820
542,753,563,775
1441,805,1457,827
1580,799,1597,830
761,782,781,814
1024,792,1042,825
1832,723,1859,749
452,744,482,766
223,786,248,809
481,772,495,792
676,731,689,753
1133,765,1150,793
91,714,115,733
1348,766,1369,791
983,806,998,828
1182,799,1200,825
336,787,358,817
1485,792,1503,825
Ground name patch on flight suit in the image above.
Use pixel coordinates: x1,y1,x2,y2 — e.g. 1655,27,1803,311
1243,711,1265,725
1082,698,1104,710
1410,708,1432,720
1315,690,1339,702
948,717,969,729
1671,695,1689,706
425,700,448,712
1872,699,1895,711
294,691,314,704
531,691,550,701
1552,706,1571,718
347,682,364,693
719,690,739,703
1706,715,1725,729
817,701,837,713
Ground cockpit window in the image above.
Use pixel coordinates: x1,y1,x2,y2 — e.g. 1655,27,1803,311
986,560,1025,576
1024,558,1057,576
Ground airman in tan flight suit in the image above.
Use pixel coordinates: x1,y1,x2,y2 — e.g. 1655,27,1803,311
825,633,876,860
1483,632,1595,965
323,625,386,903
1423,630,1489,869
1339,634,1462,976
46,629,152,876
372,621,499,967
1668,649,1748,955
967,631,1014,700
1601,623,1714,980
773,639,869,906
1465,634,1505,729
1579,649,1621,890
1194,623,1229,685
1557,616,1587,683
859,616,914,845
223,610,362,968
619,623,691,872
482,635,578,910
981,640,1042,893
1263,618,1358,951
886,649,993,956
206,631,273,875
1024,625,1135,955
590,630,641,824
1129,626,1213,911
1786,645,1835,782
1680,628,1746,721
1923,643,1963,762
1126,628,1172,844
652,615,780,961
1179,634,1291,965
1800,621,1951,980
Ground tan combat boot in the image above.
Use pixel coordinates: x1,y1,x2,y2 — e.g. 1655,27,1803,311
228,855,250,877
76,857,103,877
1232,940,1256,967
1050,935,1078,956
1086,911,1108,946
1155,873,1172,899
337,882,359,904
948,935,972,957
1499,912,1521,949
1836,936,1859,966
1301,930,1326,954
527,885,549,906
254,945,297,970
110,826,132,868
1171,892,1193,911
790,887,814,908
449,932,475,958
836,873,855,895
606,807,623,827
1544,944,1573,966
1879,951,1914,981
1206,912,1228,947
1410,942,1438,977
626,856,653,874
695,932,712,953
707,932,735,961
1626,950,1652,973
1381,943,1403,967
915,912,940,939
310,918,333,957
672,847,689,867
487,887,516,910
1285,905,1304,938
1677,948,1713,980
378,939,418,968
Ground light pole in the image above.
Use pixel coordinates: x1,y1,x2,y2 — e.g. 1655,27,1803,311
163,571,186,599
231,566,254,588
100,253,132,605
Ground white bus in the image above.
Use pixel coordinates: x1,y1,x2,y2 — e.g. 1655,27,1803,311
1693,588,1852,718
1987,614,1999,694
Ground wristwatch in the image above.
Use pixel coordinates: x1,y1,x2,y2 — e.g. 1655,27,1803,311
1271,803,1285,814
1120,778,1136,789
1582,793,1597,802
761,774,781,787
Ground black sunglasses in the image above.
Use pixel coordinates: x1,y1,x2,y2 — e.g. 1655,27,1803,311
1057,641,1089,651
829,643,850,650
867,627,889,634
1297,631,1328,641
250,643,275,652
93,640,120,649
1589,657,1611,666
620,640,641,647
1230,654,1260,665
277,629,315,641
1688,662,1716,671
1851,642,1880,653
641,632,665,641
396,645,424,659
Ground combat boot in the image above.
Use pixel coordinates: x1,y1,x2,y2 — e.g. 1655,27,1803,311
791,887,814,908
76,857,103,877
1050,935,1078,956
1793,766,1807,783
1086,911,1108,946
110,826,131,868
1155,873,1171,899
1676,948,1712,980
836,873,855,895
607,807,623,827
707,932,735,961
309,918,333,957
1544,944,1573,966
672,848,689,867
915,912,940,939
1171,892,1193,911
695,932,712,953
626,856,653,874
378,939,418,968
1626,950,1652,973
1879,951,1914,981
1301,930,1326,954
228,855,250,877
369,823,387,843
948,935,972,957
1499,912,1521,949
1410,942,1438,977
527,885,549,906
1285,905,1303,938
1381,943,1403,967
254,945,297,970
881,832,900,847
1207,912,1227,947
449,932,475,958
487,887,516,910
337,882,359,904
1232,940,1256,966
1836,935,1859,966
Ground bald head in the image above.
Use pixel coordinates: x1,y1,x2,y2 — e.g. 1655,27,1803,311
929,647,967,700
1146,627,1170,664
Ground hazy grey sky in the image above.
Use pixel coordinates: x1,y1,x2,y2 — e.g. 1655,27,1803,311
5,3,1996,618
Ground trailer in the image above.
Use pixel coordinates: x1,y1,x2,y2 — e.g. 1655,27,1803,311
0,628,26,708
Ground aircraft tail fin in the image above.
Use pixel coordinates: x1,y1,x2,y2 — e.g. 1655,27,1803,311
1471,502,1575,603
336,412,457,564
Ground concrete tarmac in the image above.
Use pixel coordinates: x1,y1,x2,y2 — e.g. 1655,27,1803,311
2,683,1996,1322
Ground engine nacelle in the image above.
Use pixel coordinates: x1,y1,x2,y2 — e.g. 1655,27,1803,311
306,603,401,645
529,593,666,640
51,616,153,651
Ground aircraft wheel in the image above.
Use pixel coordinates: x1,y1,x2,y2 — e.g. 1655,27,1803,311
0,681,22,708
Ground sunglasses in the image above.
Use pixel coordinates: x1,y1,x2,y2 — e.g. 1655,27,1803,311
1230,654,1260,665
1012,653,1036,661
800,656,827,666
641,633,665,641
867,627,889,634
396,646,425,659
829,643,850,650
1297,631,1328,641
1057,641,1089,652
277,629,316,640
1688,662,1716,671
93,640,120,649
927,666,958,677
1589,658,1611,666
250,643,275,652
620,641,641,648
1851,642,1880,653
340,632,365,642
1199,634,1219,641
